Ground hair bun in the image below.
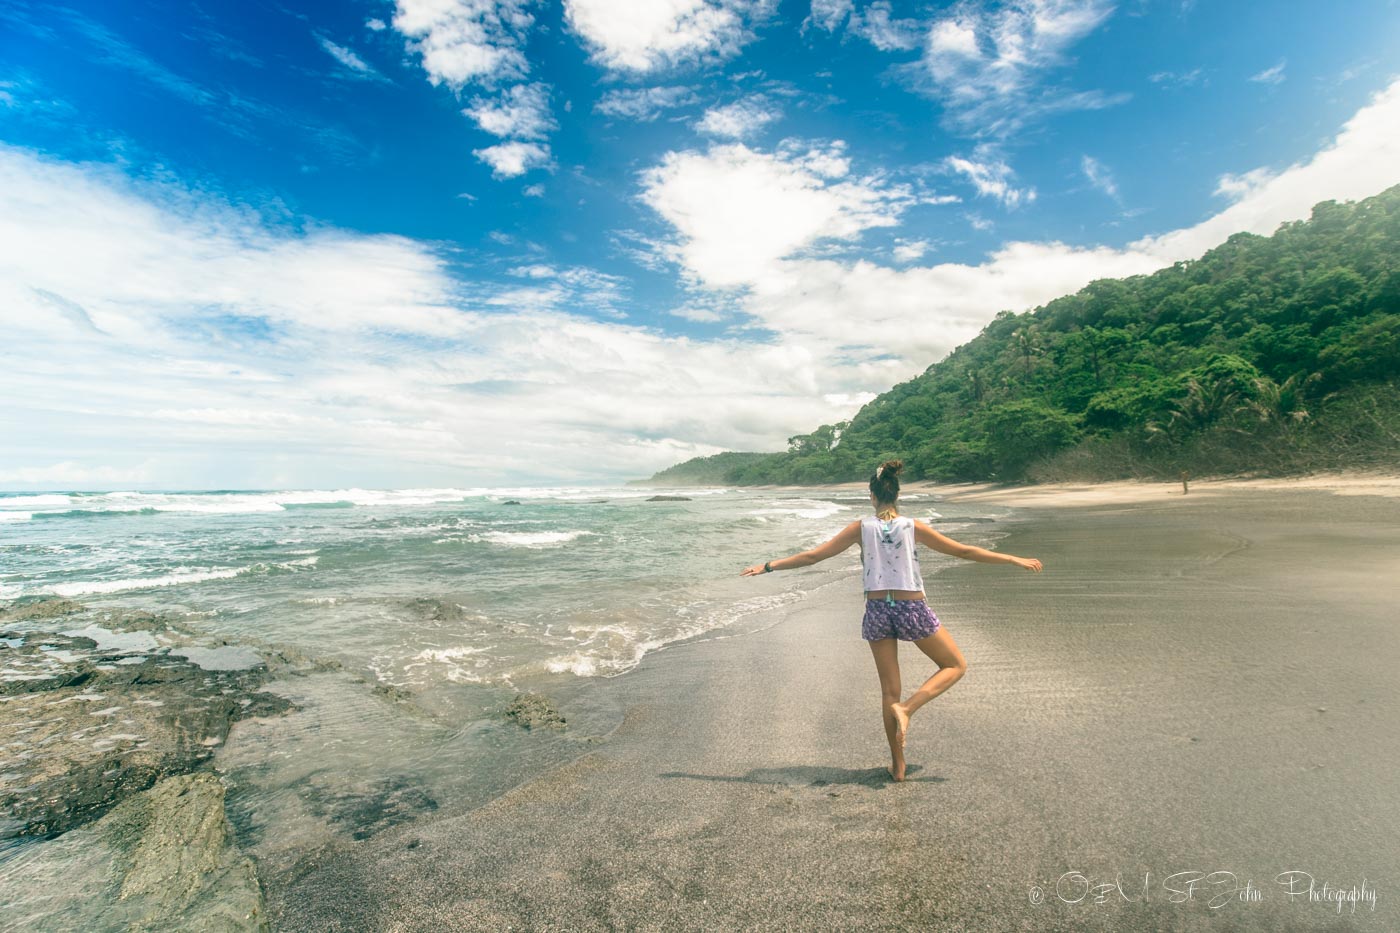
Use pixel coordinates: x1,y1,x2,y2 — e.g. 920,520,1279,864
880,459,904,477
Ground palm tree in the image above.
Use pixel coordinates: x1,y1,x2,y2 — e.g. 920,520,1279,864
1013,327,1043,376
1247,372,1326,435
1146,376,1249,444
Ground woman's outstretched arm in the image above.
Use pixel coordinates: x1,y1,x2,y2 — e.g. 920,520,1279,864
740,520,862,576
913,520,1043,572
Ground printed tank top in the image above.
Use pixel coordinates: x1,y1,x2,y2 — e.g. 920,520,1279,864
860,515,925,593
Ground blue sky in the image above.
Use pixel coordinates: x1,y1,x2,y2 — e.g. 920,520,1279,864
2,0,1399,490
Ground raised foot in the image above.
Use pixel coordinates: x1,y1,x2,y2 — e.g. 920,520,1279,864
891,702,910,750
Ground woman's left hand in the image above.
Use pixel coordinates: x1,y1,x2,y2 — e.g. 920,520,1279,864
740,563,768,576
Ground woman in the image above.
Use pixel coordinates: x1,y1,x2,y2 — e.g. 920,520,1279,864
741,460,1043,782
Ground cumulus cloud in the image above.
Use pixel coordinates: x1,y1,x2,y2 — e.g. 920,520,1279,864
851,1,923,51
0,145,464,338
634,78,1400,417
473,140,553,177
694,96,780,139
944,151,1036,207
806,0,853,33
914,0,1118,135
563,0,773,73
7,78,1400,488
463,82,555,138
892,238,931,262
392,0,535,88
640,140,915,286
0,144,853,487
1136,77,1400,262
594,85,699,121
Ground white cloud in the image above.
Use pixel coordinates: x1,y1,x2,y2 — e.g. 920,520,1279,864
522,183,546,197
1250,60,1286,85
640,140,915,287
806,0,853,33
851,1,922,51
6,78,1400,488
594,85,698,120
0,461,155,486
944,151,1036,207
318,36,379,77
0,144,852,487
915,0,1117,135
563,0,772,73
635,78,1400,425
0,146,464,338
393,0,535,88
366,18,387,32
1081,154,1119,200
1213,166,1273,201
695,96,780,139
473,140,553,177
463,82,555,138
1137,77,1400,262
1149,67,1204,89
892,238,931,262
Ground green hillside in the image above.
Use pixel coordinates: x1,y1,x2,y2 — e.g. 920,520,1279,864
652,186,1400,486
636,451,775,487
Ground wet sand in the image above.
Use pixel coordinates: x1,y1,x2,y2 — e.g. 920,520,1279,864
268,487,1400,931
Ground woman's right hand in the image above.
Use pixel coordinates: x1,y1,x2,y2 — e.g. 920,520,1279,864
740,563,767,576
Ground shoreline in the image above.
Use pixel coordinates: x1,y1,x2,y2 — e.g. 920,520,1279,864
729,468,1400,509
7,478,1399,929
262,483,1400,930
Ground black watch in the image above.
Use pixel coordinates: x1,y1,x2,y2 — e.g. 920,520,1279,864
764,561,772,573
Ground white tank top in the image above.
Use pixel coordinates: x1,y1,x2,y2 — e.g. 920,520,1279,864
860,515,924,593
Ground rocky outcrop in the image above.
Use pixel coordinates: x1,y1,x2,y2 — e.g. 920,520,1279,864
3,772,268,931
1,606,292,839
505,691,567,730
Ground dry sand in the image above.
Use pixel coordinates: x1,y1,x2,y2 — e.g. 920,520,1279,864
925,471,1400,509
263,481,1400,931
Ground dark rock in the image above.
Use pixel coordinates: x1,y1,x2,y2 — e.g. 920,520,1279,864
3,772,268,931
646,495,692,502
372,682,414,703
310,775,439,841
0,598,85,622
505,691,567,731
1,625,294,840
503,499,522,505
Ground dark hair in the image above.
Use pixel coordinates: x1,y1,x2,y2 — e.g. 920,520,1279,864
869,459,903,504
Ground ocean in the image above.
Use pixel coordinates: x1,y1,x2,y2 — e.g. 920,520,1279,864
0,485,1011,915
0,486,1008,688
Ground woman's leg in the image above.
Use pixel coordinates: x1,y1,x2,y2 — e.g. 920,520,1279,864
894,627,967,722
868,638,906,781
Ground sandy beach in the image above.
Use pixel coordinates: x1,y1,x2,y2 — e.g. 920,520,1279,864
253,479,1399,931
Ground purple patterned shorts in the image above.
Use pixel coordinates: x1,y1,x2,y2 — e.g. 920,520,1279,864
862,599,941,642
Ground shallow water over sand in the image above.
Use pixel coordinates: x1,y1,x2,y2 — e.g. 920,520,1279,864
0,485,1008,928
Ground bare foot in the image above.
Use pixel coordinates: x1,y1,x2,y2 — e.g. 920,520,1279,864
887,759,906,782
890,702,910,750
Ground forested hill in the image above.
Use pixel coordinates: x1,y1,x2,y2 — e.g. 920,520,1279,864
650,186,1400,487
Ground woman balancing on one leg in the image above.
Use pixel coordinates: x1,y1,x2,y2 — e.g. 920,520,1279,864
741,460,1042,782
